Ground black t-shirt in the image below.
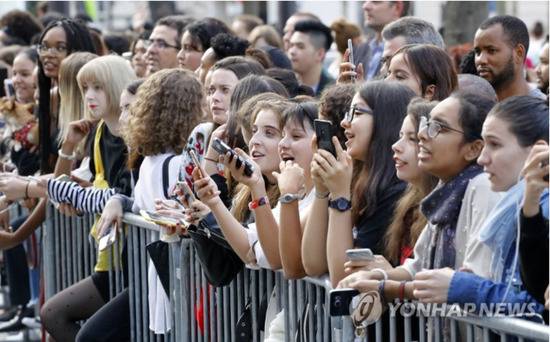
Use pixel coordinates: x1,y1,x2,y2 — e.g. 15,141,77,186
353,180,407,254
87,123,131,196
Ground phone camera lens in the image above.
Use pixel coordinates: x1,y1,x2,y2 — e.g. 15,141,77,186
334,296,342,308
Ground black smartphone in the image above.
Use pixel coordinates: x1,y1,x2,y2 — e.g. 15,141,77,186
314,119,336,156
211,138,254,177
329,288,360,316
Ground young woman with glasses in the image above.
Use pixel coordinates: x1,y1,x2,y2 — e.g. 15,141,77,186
301,81,416,287
338,91,501,305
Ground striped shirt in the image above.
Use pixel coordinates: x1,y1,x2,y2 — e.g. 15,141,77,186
47,179,116,214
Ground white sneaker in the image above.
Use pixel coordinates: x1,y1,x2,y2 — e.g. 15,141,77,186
22,317,41,329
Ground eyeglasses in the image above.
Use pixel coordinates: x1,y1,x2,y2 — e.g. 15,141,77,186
37,44,67,55
144,39,180,50
419,116,466,139
344,104,373,122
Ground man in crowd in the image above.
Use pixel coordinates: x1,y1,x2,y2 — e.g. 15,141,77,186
144,15,193,75
288,20,334,96
535,42,548,95
354,1,408,80
379,16,445,75
282,12,320,52
474,15,546,100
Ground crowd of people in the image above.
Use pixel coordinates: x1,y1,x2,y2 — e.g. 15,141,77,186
0,1,545,341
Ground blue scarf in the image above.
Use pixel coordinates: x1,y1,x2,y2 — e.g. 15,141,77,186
420,164,483,269
479,180,549,282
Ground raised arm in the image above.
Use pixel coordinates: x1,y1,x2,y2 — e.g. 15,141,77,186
274,160,307,278
301,138,330,276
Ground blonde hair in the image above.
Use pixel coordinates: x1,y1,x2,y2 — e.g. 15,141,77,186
58,52,98,148
248,25,284,49
231,95,290,222
124,69,204,168
76,55,136,119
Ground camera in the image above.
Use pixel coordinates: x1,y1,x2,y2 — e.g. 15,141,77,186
329,288,359,316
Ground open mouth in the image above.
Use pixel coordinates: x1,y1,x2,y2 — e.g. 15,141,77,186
251,151,265,158
281,155,294,162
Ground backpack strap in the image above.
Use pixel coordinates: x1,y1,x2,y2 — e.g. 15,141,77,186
162,154,176,200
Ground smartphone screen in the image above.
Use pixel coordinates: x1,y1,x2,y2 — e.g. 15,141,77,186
314,119,336,156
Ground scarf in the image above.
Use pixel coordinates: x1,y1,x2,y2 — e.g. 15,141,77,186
479,180,549,282
420,164,483,269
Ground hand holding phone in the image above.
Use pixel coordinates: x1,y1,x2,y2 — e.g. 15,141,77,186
314,120,336,156
188,149,204,178
346,248,374,261
211,138,254,177
329,288,360,316
140,209,180,227
174,181,196,207
98,222,118,251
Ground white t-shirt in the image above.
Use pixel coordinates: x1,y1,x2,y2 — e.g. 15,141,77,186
246,190,315,269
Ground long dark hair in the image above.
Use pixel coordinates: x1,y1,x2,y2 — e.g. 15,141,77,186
391,44,458,101
37,19,96,172
352,81,416,222
385,98,439,264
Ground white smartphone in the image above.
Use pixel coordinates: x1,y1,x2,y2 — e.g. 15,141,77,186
346,248,374,261
98,223,117,251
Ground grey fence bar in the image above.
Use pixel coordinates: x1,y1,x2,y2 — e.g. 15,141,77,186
43,205,550,341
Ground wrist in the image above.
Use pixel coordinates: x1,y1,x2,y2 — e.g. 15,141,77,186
330,190,351,199
61,141,76,152
250,181,266,198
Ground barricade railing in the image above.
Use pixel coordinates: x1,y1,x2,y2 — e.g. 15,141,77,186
43,206,550,342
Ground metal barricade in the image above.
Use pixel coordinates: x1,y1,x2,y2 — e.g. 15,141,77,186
43,205,125,302
43,207,550,342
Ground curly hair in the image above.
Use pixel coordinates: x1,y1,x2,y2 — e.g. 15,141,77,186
124,69,204,168
0,10,43,45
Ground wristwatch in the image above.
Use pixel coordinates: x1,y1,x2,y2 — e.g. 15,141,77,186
278,193,305,204
328,197,352,212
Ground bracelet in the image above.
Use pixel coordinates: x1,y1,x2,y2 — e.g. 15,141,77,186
248,196,269,210
204,157,218,163
24,180,30,199
398,281,407,301
57,148,76,161
378,280,386,305
315,190,329,199
371,268,388,281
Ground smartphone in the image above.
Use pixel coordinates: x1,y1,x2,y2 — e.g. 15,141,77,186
347,38,355,82
140,209,180,227
329,288,360,316
188,149,204,178
346,248,374,261
3,79,14,98
98,223,117,251
175,181,196,206
314,119,336,156
211,138,254,177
